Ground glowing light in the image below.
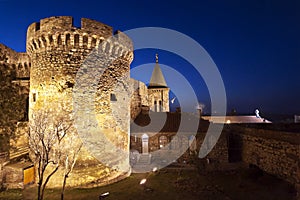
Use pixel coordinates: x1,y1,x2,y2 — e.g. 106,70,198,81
152,167,158,172
99,192,110,199
226,120,231,124
140,179,147,185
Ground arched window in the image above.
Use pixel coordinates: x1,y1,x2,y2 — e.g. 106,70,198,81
154,100,157,112
159,100,162,112
74,34,79,47
24,63,28,70
91,37,97,48
65,33,71,45
159,135,168,149
36,39,41,48
83,35,88,47
171,136,180,150
48,35,53,45
57,35,62,45
105,42,110,52
41,36,47,47
32,41,37,49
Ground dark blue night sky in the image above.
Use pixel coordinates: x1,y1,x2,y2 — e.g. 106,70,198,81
1,0,299,115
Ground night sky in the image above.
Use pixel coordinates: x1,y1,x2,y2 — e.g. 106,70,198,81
1,0,299,115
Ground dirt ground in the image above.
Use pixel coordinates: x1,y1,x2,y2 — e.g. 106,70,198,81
0,165,297,200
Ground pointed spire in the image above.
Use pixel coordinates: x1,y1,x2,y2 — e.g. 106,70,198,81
149,53,168,88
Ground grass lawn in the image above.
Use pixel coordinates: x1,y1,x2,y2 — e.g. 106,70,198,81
0,167,297,200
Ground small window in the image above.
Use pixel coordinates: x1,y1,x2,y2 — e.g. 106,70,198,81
74,34,79,47
110,93,117,101
35,22,40,31
159,100,162,112
83,35,88,47
32,93,36,102
65,81,74,88
159,136,168,149
41,36,47,47
57,35,62,45
65,33,71,45
91,37,97,48
48,35,53,44
32,41,37,49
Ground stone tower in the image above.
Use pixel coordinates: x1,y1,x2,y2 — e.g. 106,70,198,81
148,54,170,112
26,16,133,187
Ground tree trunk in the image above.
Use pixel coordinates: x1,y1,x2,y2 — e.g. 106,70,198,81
37,170,44,200
41,166,59,200
37,181,42,200
61,175,67,200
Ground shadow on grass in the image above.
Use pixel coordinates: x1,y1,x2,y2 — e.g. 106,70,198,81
0,167,297,200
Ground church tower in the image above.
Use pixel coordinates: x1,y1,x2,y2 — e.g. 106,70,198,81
148,54,170,112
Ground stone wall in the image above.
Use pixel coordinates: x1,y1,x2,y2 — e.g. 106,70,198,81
227,125,300,190
9,122,29,160
0,43,30,80
130,79,148,120
130,130,228,166
3,165,23,189
2,162,33,189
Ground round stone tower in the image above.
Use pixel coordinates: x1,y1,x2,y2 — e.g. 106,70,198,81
26,16,133,187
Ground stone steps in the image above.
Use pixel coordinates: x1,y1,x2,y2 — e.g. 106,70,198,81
137,154,151,165
9,146,29,160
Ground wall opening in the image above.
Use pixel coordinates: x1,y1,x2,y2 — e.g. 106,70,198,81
142,134,149,154
159,100,162,112
41,36,46,47
83,35,88,47
57,35,62,45
228,134,243,163
48,35,53,45
74,34,79,47
32,93,36,102
110,93,117,101
171,135,180,150
35,22,40,31
159,135,168,149
91,37,97,48
22,97,29,121
65,33,71,45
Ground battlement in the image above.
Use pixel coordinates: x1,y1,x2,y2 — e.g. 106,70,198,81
0,44,30,78
26,16,132,60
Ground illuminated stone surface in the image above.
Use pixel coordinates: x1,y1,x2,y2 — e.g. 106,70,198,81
26,16,133,187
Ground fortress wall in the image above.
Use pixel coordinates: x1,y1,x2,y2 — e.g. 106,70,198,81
130,79,148,120
0,44,30,79
0,45,29,125
228,126,300,190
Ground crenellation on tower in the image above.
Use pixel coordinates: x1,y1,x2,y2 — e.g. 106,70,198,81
81,18,113,37
26,17,133,68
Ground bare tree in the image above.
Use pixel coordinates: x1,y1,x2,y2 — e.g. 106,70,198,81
28,109,72,200
60,130,82,200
